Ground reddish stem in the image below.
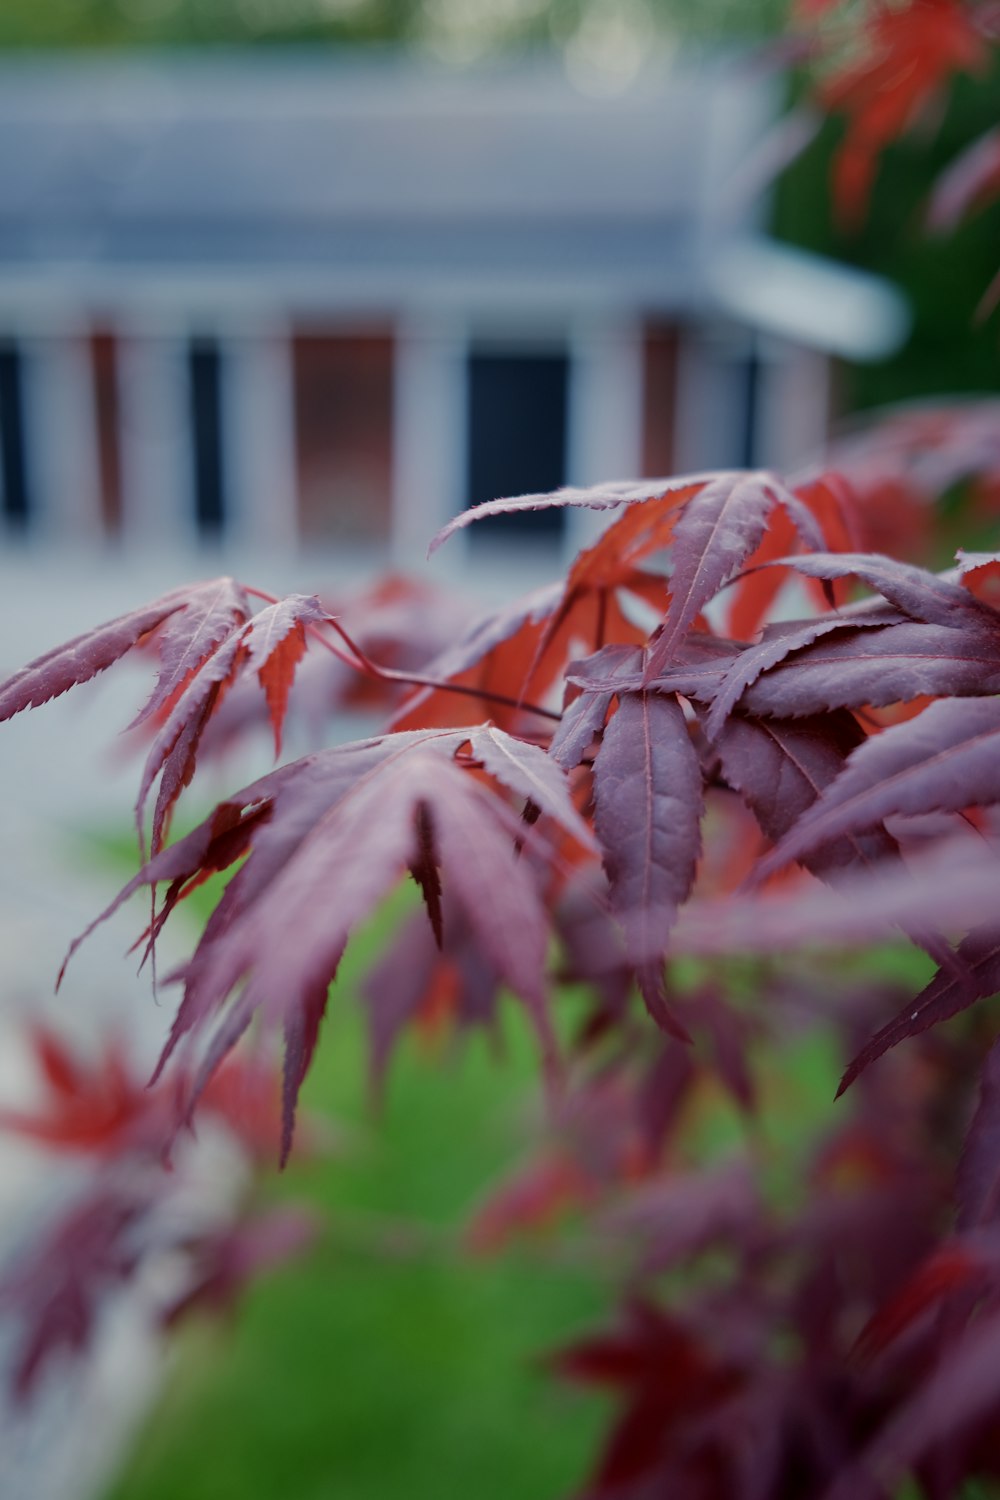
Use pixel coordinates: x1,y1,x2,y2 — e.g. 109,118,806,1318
242,584,561,723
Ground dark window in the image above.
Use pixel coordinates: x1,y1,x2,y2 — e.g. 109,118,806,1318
189,337,226,537
0,340,29,529
465,350,568,546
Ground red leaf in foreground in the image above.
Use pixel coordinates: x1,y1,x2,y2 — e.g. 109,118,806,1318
703,606,900,739
711,709,895,878
0,583,215,722
957,548,1000,609
131,576,251,726
774,550,995,627
644,472,790,677
758,696,1000,880
242,593,330,755
593,690,702,1035
72,726,585,1156
740,617,1000,719
427,473,711,553
134,593,333,851
137,627,247,853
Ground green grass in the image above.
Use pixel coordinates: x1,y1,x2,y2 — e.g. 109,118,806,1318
85,829,611,1500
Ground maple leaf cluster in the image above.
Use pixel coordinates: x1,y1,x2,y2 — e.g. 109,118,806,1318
0,1025,316,1401
5,441,1000,1492
3,17,1000,1479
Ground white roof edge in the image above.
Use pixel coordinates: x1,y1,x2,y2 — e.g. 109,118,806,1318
706,237,911,361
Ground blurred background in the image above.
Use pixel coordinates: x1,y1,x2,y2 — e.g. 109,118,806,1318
0,0,919,578
0,2,997,1498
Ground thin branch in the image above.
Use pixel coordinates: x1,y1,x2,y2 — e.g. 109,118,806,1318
243,583,562,723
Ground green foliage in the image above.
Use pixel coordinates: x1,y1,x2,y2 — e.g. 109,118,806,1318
0,0,785,55
775,63,1000,414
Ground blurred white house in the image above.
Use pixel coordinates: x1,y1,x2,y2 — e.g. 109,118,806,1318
0,50,907,563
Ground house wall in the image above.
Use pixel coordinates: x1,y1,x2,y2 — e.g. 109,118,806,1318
0,313,834,564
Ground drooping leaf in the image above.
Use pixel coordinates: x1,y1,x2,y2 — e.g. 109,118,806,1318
549,683,615,772
427,473,714,554
739,618,1000,721
774,550,1000,626
131,595,341,851
131,576,252,727
759,696,1000,880
137,628,248,853
592,689,703,1034
839,921,1000,1095
644,471,785,678
181,751,557,1142
72,725,586,1151
242,593,330,755
710,708,895,878
703,606,901,739
0,583,223,722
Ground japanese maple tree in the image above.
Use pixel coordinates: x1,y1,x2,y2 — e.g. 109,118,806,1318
3,3,1000,1496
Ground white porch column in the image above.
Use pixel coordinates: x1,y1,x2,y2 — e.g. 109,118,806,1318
564,314,644,556
21,328,103,544
223,322,299,554
117,324,195,548
673,323,756,474
390,315,468,571
756,341,831,473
